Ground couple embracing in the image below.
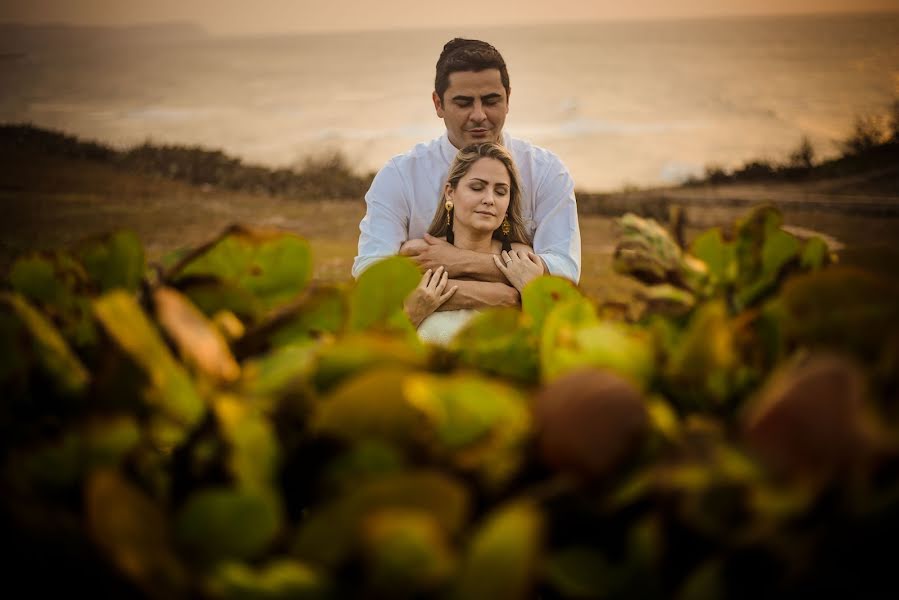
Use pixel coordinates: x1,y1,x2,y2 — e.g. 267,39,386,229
353,38,582,344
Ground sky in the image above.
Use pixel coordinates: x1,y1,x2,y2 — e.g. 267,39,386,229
2,0,898,35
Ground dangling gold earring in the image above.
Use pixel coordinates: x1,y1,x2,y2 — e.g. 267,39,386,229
501,215,512,252
445,200,454,245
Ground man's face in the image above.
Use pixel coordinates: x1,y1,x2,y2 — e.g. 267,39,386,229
433,69,509,149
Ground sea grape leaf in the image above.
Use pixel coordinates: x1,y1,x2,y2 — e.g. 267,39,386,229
175,487,283,563
312,367,425,448
93,291,205,441
213,395,280,492
8,252,97,346
452,501,543,600
178,278,262,323
772,267,899,365
404,372,532,487
205,559,329,600
323,439,406,492
21,415,140,489
240,343,317,398
733,227,801,310
613,213,683,285
360,508,456,594
544,547,612,599
154,286,240,384
521,275,583,334
348,255,420,335
267,285,348,348
293,470,470,568
689,228,736,293
800,236,830,270
75,229,145,293
1,292,89,395
541,298,654,387
312,333,427,393
86,469,187,597
663,300,738,409
171,225,312,317
450,308,539,383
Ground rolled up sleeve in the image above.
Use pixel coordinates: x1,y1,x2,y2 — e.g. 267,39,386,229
352,161,410,279
532,162,582,284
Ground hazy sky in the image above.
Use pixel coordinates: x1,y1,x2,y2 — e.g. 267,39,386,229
2,0,897,34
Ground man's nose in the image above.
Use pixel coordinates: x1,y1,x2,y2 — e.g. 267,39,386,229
470,101,487,122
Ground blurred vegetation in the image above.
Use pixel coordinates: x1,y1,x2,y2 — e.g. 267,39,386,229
687,98,899,189
3,204,899,598
0,123,374,200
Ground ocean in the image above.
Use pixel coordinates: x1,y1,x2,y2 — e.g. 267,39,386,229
1,13,897,191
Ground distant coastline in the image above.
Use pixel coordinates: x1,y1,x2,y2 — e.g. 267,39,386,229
0,123,373,201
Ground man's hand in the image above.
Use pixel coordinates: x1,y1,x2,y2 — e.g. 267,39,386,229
400,234,507,282
437,279,520,311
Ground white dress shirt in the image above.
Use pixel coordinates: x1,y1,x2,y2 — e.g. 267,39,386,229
352,132,581,283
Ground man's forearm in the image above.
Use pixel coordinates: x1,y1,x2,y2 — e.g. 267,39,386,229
454,249,507,282
437,279,520,311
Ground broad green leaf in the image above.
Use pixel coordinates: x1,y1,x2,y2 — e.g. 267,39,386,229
21,415,140,489
540,297,599,382
450,308,539,383
312,367,425,448
774,267,899,365
179,279,262,323
267,285,348,348
800,236,830,270
689,228,736,291
75,229,145,293
348,256,420,334
312,333,426,392
323,440,406,491
175,487,283,563
8,252,97,346
521,275,583,334
86,470,186,596
173,226,312,316
93,291,204,441
361,508,456,594
1,292,89,394
154,287,240,383
293,470,470,568
613,213,683,284
240,342,317,401
641,283,696,317
205,560,328,600
545,547,612,598
453,501,543,600
213,395,280,491
542,302,654,388
664,300,738,409
733,227,800,310
404,372,531,487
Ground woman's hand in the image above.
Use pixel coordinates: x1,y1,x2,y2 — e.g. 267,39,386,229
404,266,458,327
494,249,544,292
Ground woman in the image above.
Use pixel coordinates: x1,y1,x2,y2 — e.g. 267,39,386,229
403,142,544,344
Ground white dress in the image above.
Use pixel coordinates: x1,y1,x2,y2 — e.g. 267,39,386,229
417,309,479,346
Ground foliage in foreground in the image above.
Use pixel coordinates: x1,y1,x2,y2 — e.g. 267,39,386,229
2,207,899,599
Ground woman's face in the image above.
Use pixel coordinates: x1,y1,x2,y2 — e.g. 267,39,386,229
447,157,511,236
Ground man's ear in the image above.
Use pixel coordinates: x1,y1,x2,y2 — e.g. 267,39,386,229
433,91,445,118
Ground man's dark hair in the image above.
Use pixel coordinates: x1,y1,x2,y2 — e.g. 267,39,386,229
434,38,510,103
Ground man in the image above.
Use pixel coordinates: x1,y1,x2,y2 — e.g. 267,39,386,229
352,38,581,309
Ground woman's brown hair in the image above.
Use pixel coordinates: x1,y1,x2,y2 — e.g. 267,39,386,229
427,142,529,244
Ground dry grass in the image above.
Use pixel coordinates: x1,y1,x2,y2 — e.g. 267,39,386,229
0,151,638,301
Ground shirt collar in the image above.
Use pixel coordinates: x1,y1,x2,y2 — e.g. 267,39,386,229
439,130,512,163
